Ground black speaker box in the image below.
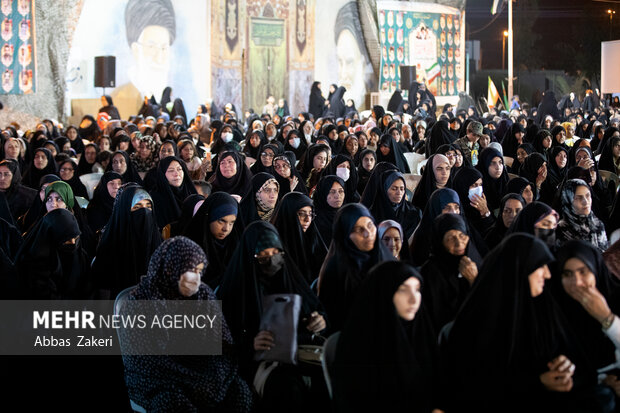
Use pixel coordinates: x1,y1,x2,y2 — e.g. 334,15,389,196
94,56,116,88
399,65,416,90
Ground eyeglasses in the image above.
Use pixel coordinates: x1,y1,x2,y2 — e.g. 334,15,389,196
260,187,278,195
328,189,345,196
254,251,285,264
260,152,274,159
59,168,74,172
297,211,316,220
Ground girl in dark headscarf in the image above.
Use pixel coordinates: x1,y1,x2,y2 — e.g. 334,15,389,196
532,129,552,160
124,236,253,413
356,148,376,195
166,194,205,238
597,135,620,175
15,208,89,299
556,179,608,251
92,184,162,298
425,119,454,157
519,152,552,203
17,174,60,232
501,122,526,159
149,156,197,230
452,167,495,238
86,171,122,234
590,124,606,153
318,203,393,331
170,98,188,128
271,192,327,284
216,221,326,410
143,139,179,191
76,143,99,176
283,129,308,161
327,85,346,118
421,213,482,335
552,240,620,376
411,154,451,210
77,115,100,143
272,152,307,202
0,158,37,222
21,147,56,189
320,154,359,203
369,170,421,240
376,134,410,173
334,261,438,412
184,192,241,288
209,151,253,199
547,145,569,191
550,125,569,150
243,129,268,161
250,142,280,175
597,127,619,157
360,161,398,207
58,159,89,199
238,173,279,228
339,134,360,166
440,233,599,411
511,142,535,174
98,95,120,120
297,143,329,193
308,81,325,120
476,147,509,212
106,150,143,185
312,175,345,246
409,188,462,266
485,193,525,247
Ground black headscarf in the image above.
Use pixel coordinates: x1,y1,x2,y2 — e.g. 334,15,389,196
425,119,454,157
532,129,551,160
210,151,253,198
441,233,596,410
168,193,205,237
356,148,376,195
421,213,482,334
547,145,569,191
411,154,451,210
283,129,308,161
17,174,60,232
507,201,558,236
297,143,330,185
238,172,279,228
86,171,122,234
76,143,99,176
106,150,143,185
124,236,253,412
369,170,421,240
485,193,525,247
272,151,308,202
452,167,484,223
552,240,620,371
91,184,162,298
271,192,328,284
501,122,526,158
376,134,410,173
217,221,324,368
360,161,398,207
477,147,509,211
22,147,57,189
334,261,436,412
250,142,281,175
0,158,37,222
597,135,620,174
243,129,268,160
184,192,241,288
77,115,100,143
149,156,197,229
15,208,89,299
318,203,393,331
320,154,359,203
312,175,345,246
59,159,89,199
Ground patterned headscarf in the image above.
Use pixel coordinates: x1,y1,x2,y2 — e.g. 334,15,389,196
255,177,279,222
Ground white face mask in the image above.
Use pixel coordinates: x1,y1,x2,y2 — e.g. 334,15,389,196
290,137,301,149
336,167,350,182
367,143,377,152
222,132,233,143
267,133,276,141
468,185,484,201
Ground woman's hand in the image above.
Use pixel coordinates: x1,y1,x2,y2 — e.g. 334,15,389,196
577,157,595,171
540,355,575,392
459,256,478,285
603,375,620,397
254,330,275,351
289,175,299,192
178,271,200,297
305,311,326,334
536,167,547,188
565,283,612,324
469,193,489,217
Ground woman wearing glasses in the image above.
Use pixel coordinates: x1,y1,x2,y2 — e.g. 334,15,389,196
271,192,327,284
272,152,307,202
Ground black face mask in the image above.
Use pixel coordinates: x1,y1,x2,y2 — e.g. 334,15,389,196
534,227,556,249
259,253,285,277
58,238,80,253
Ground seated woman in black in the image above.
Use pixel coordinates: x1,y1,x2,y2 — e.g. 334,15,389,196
318,203,392,331
452,166,495,238
420,213,482,335
123,236,253,412
239,173,279,228
149,156,197,230
319,154,359,203
216,221,327,413
334,261,439,412
184,191,242,288
271,192,327,285
485,193,525,247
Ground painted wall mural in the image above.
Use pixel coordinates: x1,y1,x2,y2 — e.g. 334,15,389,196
0,0,36,95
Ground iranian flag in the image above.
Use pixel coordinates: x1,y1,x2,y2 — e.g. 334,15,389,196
488,76,500,108
425,62,440,84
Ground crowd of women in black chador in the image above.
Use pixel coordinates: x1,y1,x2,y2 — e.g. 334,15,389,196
4,84,620,411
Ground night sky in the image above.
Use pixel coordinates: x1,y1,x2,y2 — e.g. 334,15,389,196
465,0,615,71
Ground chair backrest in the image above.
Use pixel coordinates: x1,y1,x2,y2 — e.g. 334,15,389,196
321,331,340,400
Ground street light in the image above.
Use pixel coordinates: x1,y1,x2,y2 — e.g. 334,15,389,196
608,9,616,40
502,30,508,70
